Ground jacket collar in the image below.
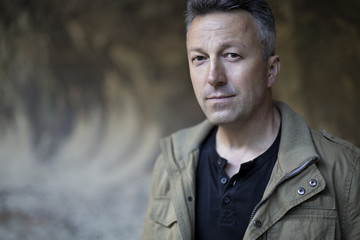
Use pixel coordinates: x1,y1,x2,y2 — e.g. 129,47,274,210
274,101,319,176
161,101,319,174
160,120,213,173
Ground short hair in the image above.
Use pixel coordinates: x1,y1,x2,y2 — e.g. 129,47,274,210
185,0,276,60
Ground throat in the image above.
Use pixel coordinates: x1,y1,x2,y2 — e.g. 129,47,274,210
224,161,241,178
220,149,257,178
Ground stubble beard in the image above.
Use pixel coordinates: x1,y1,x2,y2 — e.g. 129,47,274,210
202,99,250,127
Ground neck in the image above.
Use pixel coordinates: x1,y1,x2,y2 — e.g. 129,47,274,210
215,101,281,175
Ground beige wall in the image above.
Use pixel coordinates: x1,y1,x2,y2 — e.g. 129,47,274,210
0,0,359,238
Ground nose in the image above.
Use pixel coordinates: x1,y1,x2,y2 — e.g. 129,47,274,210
208,58,226,87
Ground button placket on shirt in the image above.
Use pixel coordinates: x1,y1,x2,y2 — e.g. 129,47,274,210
223,196,231,204
221,177,228,185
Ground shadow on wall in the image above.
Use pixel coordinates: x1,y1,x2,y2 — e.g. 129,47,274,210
0,0,203,239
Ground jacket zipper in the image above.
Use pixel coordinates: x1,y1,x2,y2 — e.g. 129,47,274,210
249,157,318,221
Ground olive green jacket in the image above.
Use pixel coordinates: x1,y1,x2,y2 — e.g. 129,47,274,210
141,102,360,239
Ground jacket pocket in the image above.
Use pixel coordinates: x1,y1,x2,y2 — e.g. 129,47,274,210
149,198,181,240
266,197,337,240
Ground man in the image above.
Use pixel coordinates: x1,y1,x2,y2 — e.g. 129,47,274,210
141,0,360,239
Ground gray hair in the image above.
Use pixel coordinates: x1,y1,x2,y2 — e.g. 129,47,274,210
185,0,276,60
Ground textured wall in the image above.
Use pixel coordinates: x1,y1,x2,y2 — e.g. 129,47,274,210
271,0,360,145
0,0,359,239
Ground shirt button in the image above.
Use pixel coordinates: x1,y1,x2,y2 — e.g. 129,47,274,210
224,196,231,204
220,177,227,185
253,220,262,228
217,158,222,165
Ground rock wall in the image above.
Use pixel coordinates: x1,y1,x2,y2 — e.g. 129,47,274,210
0,0,359,239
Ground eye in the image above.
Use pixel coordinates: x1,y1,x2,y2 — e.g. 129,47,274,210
192,55,206,62
225,53,241,59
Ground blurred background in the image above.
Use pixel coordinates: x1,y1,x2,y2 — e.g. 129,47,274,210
0,0,359,239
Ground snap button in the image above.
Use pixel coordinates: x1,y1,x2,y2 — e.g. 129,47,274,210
297,187,306,195
253,220,262,228
309,179,317,187
224,196,231,204
221,177,228,185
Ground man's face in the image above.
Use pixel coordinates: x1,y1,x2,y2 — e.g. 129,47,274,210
187,11,274,126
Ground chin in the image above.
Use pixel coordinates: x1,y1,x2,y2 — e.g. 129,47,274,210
205,109,249,126
206,114,238,126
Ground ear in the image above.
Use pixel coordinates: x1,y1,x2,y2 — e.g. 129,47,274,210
267,55,280,87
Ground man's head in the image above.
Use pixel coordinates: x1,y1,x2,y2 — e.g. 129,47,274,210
185,0,280,127
186,0,276,61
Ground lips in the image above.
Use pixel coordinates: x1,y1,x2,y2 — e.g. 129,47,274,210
206,95,235,100
205,95,235,106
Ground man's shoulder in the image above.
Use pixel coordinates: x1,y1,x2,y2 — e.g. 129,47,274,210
311,128,360,160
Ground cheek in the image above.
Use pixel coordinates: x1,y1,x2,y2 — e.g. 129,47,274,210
235,63,267,84
190,69,205,93
228,68,268,97
190,76,202,101
226,67,251,88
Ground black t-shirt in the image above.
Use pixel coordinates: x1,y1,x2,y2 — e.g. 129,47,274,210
195,126,281,239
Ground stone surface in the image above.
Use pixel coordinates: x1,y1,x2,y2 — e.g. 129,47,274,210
271,0,360,145
0,0,359,239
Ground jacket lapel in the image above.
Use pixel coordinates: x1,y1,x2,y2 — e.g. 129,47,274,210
243,102,326,239
160,121,213,239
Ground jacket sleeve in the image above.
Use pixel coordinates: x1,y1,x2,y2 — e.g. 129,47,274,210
342,155,360,239
140,154,166,240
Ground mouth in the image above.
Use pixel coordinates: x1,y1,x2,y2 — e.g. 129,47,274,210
205,95,235,105
206,95,235,100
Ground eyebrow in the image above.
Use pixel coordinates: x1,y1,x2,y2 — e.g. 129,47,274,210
187,47,204,53
187,42,246,53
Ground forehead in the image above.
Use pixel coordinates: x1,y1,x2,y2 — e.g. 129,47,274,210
187,10,260,47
